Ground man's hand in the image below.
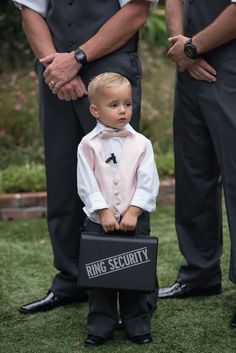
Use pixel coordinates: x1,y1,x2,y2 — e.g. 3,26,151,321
56,76,88,101
168,35,195,71
187,58,217,83
97,208,120,233
119,206,142,232
40,52,81,92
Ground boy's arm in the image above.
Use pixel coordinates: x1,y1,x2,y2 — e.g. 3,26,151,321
77,144,108,212
77,144,119,232
120,139,158,230
97,209,120,233
129,140,159,213
119,138,158,232
119,206,142,232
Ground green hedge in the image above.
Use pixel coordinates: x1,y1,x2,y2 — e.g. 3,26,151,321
0,153,174,194
0,163,46,194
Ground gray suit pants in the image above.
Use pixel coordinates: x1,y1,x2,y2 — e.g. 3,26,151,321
174,50,236,287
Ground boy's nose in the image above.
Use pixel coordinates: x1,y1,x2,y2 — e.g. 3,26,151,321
119,105,126,113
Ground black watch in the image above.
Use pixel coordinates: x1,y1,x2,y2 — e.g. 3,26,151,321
184,38,198,59
74,48,88,65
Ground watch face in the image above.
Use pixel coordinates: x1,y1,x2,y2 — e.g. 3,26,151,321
74,49,87,64
184,43,197,59
75,52,84,61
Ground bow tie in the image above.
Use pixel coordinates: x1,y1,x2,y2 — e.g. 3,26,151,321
99,129,131,139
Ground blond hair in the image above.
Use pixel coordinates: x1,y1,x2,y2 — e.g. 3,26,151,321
88,72,130,104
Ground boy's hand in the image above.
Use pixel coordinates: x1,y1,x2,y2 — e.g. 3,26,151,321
97,208,119,233
119,206,142,232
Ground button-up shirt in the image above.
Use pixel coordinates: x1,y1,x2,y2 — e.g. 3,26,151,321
14,0,159,17
77,122,159,224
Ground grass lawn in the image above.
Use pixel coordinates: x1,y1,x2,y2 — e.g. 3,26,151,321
1,205,236,353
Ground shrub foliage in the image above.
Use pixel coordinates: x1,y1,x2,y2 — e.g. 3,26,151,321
0,0,34,70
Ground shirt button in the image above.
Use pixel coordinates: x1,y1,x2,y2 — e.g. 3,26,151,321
114,179,119,185
68,1,73,5
114,191,119,196
67,22,73,27
115,200,120,206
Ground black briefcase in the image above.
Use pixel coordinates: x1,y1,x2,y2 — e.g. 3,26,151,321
78,232,158,292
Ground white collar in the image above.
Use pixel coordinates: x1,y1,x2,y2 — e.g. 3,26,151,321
92,121,136,138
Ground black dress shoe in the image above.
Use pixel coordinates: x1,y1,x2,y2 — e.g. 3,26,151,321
84,335,112,346
158,282,222,299
19,291,87,314
128,334,153,345
230,312,236,329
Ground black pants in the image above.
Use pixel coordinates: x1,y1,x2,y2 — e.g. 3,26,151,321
37,52,143,298
84,212,157,338
174,54,236,287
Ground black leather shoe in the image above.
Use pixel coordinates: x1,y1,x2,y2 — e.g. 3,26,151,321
158,282,222,299
230,312,236,329
19,291,87,314
84,335,112,346
129,334,153,345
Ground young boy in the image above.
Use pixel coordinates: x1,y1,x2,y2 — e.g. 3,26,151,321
77,72,159,346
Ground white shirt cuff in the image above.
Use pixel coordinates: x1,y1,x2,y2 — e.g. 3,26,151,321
130,189,157,212
86,192,108,213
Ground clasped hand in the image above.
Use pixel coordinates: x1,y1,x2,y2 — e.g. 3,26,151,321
168,35,217,83
40,52,87,100
98,207,141,233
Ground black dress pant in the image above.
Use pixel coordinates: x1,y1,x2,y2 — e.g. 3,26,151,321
174,49,236,287
84,212,156,338
37,52,144,298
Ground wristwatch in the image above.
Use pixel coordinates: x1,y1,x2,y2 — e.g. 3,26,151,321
74,48,88,65
184,38,198,59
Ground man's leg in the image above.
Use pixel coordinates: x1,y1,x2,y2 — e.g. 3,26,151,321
159,74,222,298
19,65,94,313
197,71,236,326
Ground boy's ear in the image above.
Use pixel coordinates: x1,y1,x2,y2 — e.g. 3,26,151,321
89,104,99,118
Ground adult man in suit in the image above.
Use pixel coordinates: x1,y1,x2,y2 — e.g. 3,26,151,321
15,0,159,314
158,0,236,327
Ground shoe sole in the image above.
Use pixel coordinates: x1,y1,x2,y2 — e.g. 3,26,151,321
158,287,222,299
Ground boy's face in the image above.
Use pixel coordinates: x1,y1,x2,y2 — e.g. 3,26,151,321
89,82,132,129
